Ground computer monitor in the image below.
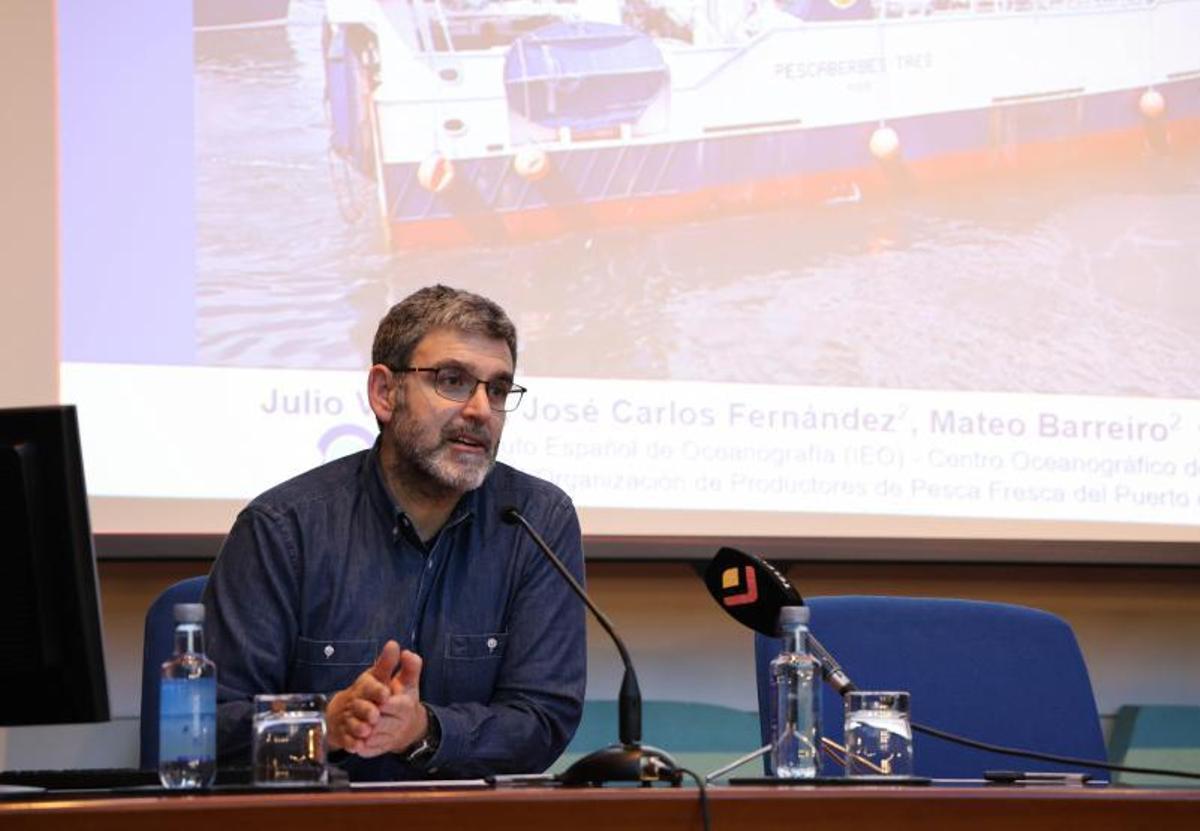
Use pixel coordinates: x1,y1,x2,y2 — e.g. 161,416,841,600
0,405,109,725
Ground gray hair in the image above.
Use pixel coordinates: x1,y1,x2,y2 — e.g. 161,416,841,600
372,285,518,369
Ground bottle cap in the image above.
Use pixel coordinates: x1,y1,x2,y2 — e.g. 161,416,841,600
777,605,810,628
174,603,205,624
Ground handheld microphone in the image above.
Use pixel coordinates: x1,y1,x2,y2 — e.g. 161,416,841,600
703,547,856,695
501,507,679,786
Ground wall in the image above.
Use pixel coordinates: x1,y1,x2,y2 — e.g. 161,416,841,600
0,0,56,406
4,556,1196,771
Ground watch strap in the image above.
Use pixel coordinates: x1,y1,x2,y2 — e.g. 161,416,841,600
403,704,441,764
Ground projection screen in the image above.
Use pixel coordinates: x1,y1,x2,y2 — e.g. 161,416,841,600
51,0,1200,560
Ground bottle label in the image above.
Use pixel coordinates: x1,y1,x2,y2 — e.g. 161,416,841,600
160,677,217,763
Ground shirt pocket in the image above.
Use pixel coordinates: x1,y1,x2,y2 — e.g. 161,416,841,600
290,636,379,694
442,632,508,702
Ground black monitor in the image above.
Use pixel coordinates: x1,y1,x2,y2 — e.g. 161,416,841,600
0,405,109,725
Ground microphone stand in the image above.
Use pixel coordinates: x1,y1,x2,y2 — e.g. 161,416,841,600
503,509,679,786
701,604,867,783
703,737,882,783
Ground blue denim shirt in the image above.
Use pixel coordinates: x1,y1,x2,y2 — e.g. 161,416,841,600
202,442,586,780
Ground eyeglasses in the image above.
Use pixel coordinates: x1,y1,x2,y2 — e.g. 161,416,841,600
397,366,527,412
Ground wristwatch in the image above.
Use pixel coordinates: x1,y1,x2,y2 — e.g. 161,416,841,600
403,705,441,765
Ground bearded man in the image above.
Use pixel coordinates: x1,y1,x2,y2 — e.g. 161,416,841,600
204,285,586,781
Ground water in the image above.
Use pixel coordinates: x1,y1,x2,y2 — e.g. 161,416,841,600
770,651,820,779
158,675,217,789
844,712,914,777
159,758,218,789
196,2,1200,399
252,711,328,786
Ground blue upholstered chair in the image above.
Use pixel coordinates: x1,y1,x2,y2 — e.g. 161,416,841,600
755,596,1108,779
139,575,208,769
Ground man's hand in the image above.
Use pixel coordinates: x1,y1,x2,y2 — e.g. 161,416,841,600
325,640,429,758
326,640,401,753
354,649,427,758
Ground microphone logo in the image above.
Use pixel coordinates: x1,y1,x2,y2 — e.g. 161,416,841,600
720,566,758,607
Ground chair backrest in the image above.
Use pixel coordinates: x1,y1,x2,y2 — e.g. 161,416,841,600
138,575,208,770
754,596,1108,779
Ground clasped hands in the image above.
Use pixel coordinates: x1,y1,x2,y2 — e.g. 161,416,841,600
326,639,428,757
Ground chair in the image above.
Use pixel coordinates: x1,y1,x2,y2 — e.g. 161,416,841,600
139,575,208,769
754,596,1108,779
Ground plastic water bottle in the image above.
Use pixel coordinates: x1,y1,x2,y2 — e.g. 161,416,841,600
769,605,820,778
159,603,217,788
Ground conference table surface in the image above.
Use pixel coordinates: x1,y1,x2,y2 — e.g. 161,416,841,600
2,782,1199,831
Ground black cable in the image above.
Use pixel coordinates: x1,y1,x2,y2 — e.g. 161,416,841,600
677,767,711,831
911,721,1200,781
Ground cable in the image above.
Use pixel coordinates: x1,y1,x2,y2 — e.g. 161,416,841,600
911,721,1200,781
678,767,711,831
704,744,769,783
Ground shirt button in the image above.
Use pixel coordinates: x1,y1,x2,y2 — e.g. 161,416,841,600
323,644,335,659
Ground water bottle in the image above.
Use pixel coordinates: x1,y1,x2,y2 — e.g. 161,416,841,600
769,605,820,778
159,603,217,788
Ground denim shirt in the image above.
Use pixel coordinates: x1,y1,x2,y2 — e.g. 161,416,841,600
202,442,586,780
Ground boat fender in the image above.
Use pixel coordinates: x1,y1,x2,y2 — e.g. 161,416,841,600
513,147,551,181
417,154,456,193
1139,89,1165,120
869,126,900,162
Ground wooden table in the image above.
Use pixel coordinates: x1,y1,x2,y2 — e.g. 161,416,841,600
2,784,1199,831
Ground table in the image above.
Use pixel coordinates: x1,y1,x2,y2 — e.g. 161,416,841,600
2,784,1199,831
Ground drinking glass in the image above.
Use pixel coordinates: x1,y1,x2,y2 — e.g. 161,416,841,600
843,691,914,777
252,693,328,786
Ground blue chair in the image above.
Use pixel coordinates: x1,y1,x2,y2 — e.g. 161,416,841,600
755,596,1108,779
139,575,208,769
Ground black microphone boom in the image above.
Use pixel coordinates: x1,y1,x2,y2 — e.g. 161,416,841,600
501,507,679,786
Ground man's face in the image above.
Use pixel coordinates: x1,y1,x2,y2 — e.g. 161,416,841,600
386,328,512,496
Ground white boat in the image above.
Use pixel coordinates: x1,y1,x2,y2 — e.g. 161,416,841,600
322,0,1200,248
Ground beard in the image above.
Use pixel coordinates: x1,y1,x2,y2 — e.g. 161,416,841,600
389,407,499,496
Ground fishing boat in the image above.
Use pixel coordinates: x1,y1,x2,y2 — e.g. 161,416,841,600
322,0,1200,249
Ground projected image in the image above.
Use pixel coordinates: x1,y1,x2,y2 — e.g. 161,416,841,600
60,1,1200,537
196,0,1200,399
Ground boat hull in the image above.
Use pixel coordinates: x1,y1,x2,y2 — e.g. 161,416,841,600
379,78,1200,249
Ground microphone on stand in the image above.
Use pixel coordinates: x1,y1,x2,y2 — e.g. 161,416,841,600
700,546,1169,784
695,546,870,782
501,507,680,786
702,547,856,695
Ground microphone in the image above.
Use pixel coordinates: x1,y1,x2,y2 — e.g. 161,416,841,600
703,547,856,695
702,547,1187,782
501,507,679,786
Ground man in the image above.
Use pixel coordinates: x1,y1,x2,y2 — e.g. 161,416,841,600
203,285,586,780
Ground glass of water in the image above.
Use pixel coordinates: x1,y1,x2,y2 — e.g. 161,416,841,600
843,691,914,777
252,693,328,787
